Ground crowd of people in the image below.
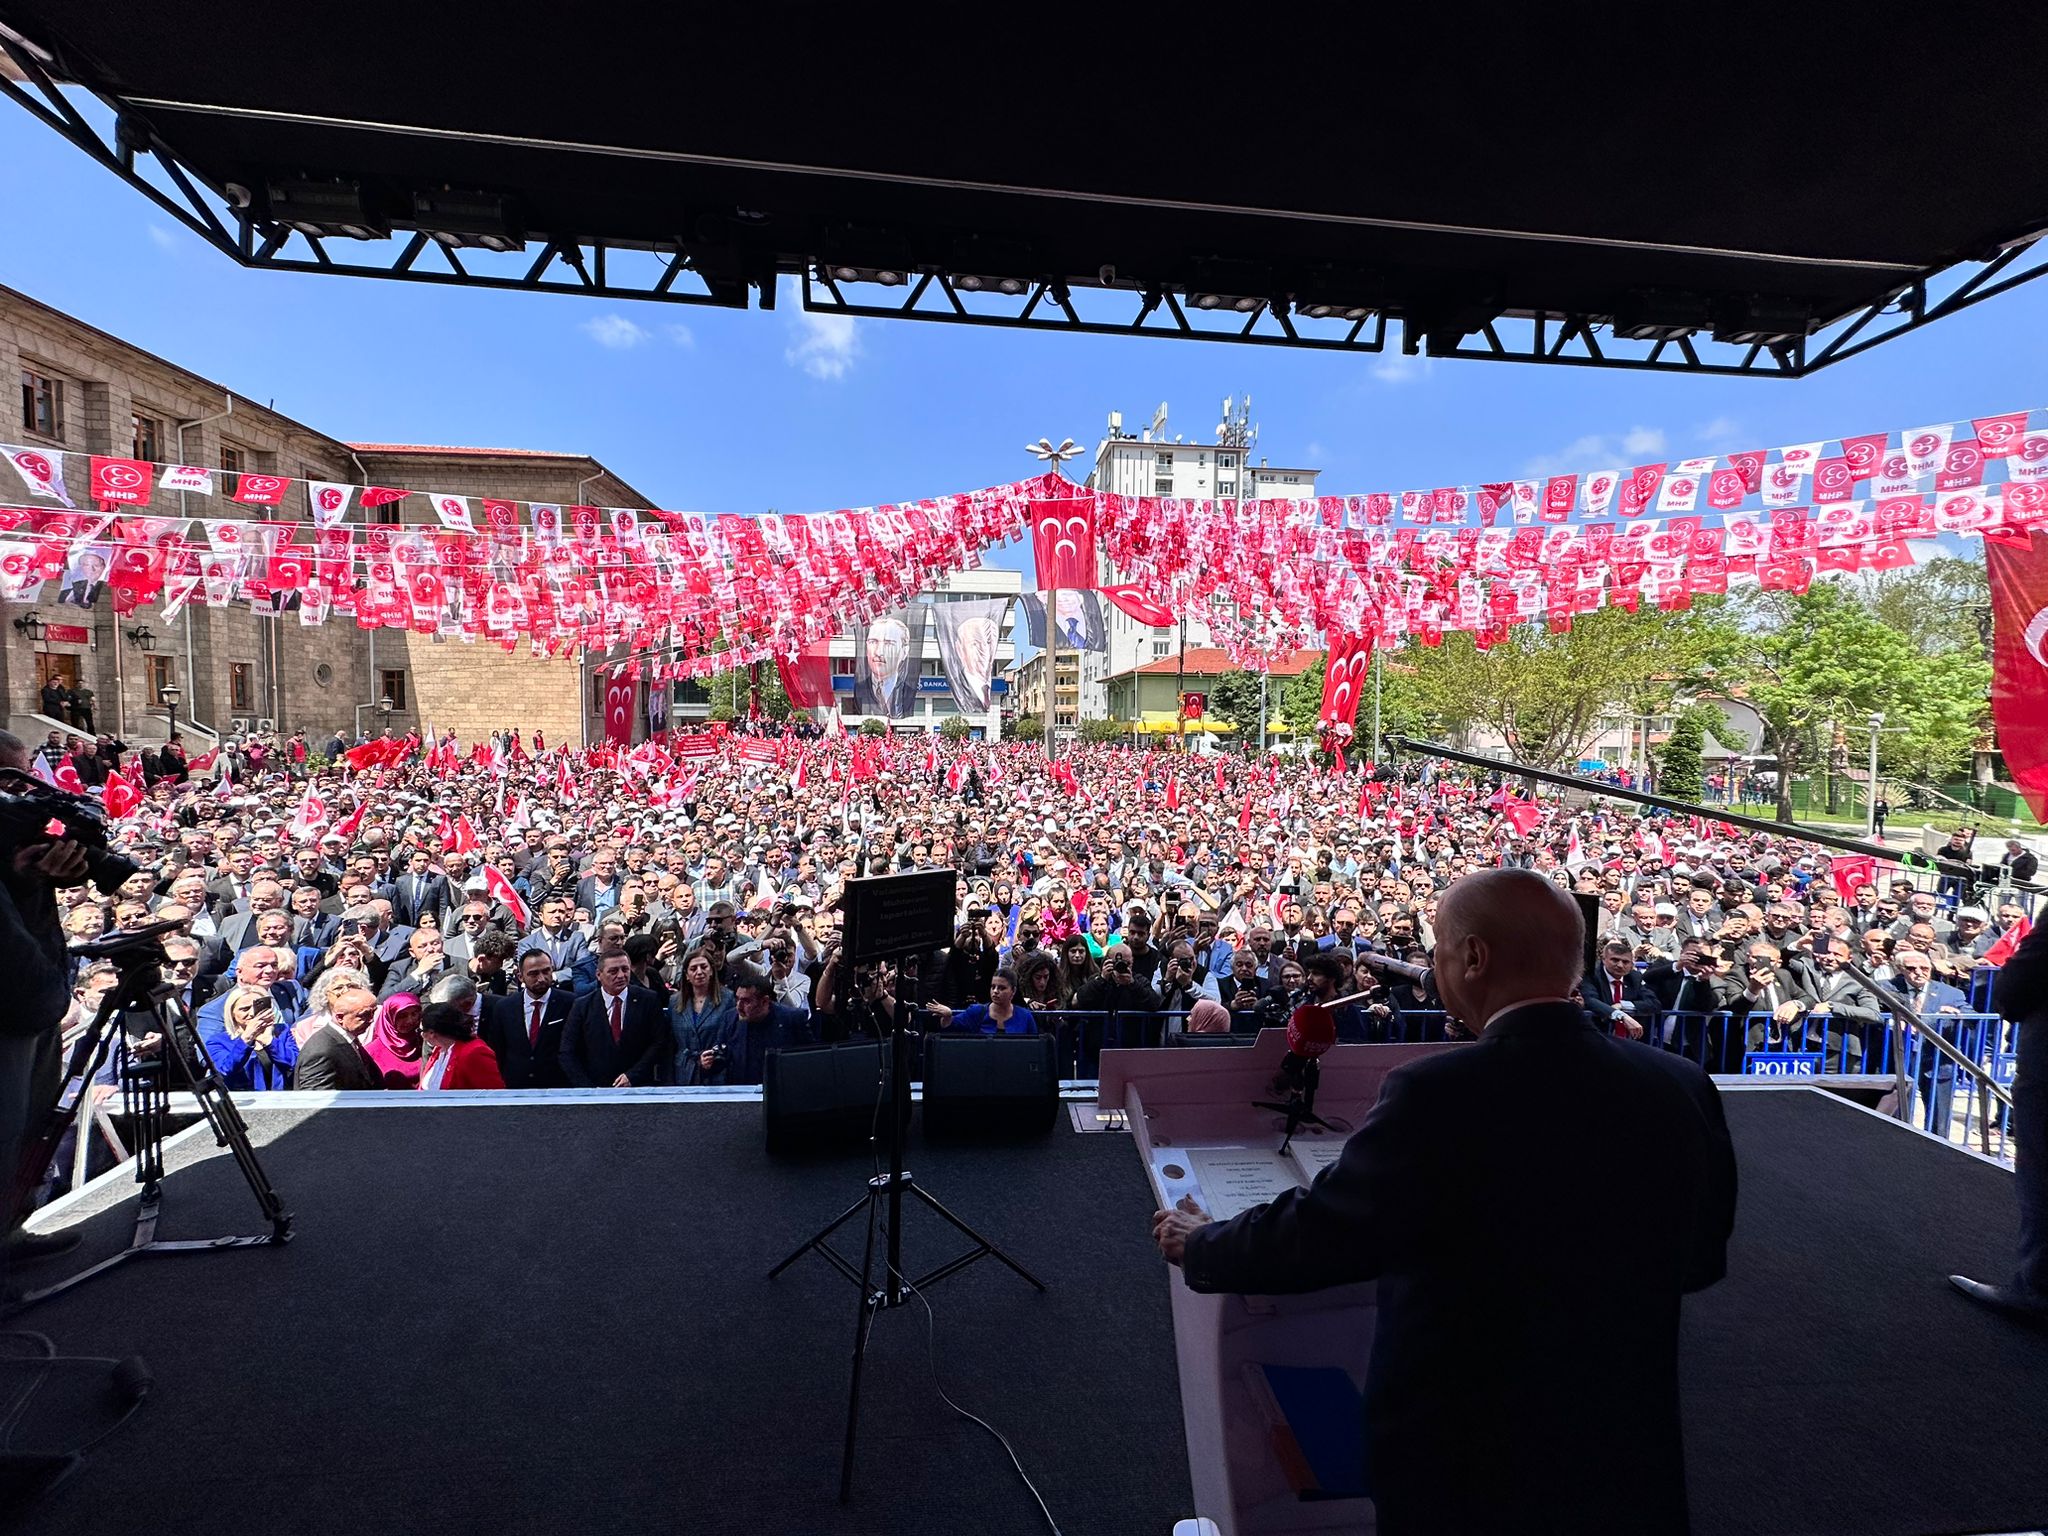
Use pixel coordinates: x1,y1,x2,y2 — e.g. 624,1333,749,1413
5,720,2037,1132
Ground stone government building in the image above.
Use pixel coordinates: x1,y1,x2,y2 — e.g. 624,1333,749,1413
2,284,651,751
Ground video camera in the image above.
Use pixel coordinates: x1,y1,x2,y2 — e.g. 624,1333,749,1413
0,766,143,894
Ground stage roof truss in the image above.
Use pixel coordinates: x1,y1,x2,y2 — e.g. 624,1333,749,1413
8,22,2048,379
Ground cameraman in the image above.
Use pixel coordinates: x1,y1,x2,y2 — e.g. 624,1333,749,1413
0,761,94,1258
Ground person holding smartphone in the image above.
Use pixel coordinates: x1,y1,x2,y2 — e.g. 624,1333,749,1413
201,984,299,1090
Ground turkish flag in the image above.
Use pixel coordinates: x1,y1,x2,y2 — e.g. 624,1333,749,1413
101,769,142,819
604,675,636,746
1829,855,1878,904
289,788,327,841
1100,585,1175,626
483,865,529,929
1986,529,2048,820
1028,496,1097,590
1500,797,1541,836
1984,912,2033,968
1317,633,1374,737
775,644,834,710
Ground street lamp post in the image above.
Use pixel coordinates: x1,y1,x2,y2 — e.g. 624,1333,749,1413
353,693,396,739
158,681,182,745
14,613,46,713
1866,712,1885,836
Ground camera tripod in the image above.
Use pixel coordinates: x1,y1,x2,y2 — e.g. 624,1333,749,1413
6,921,291,1312
767,982,1044,1502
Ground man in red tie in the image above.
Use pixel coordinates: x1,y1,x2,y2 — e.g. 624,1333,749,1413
480,949,573,1089
1582,937,1655,1040
557,948,665,1088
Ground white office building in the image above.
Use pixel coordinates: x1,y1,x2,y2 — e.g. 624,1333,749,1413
1079,399,1319,716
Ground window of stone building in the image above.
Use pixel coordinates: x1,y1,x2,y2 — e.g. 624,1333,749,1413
229,663,254,713
219,443,245,475
132,412,165,463
19,368,63,438
379,669,407,710
144,655,174,701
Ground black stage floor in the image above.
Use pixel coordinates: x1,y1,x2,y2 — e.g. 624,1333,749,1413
5,1087,2046,1536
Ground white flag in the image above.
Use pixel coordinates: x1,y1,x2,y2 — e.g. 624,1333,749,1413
431,494,475,531
307,481,354,529
1901,424,1953,480
2,446,72,505
159,465,215,494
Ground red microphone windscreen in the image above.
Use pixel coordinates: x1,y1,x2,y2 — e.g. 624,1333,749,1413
1286,1002,1338,1059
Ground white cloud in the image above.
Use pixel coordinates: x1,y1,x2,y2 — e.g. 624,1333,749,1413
1523,426,1667,478
786,310,860,380
664,322,696,349
146,225,178,252
1369,352,1429,384
581,313,649,349
1691,414,1745,449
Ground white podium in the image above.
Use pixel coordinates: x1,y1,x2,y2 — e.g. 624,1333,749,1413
1099,1031,1457,1536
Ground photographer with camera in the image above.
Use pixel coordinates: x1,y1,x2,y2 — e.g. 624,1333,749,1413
0,729,101,1264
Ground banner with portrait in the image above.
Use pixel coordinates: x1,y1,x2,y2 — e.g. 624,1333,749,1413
1016,590,1106,653
932,597,1008,714
852,602,929,719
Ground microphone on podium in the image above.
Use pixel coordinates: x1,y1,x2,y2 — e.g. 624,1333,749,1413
1273,1000,1338,1093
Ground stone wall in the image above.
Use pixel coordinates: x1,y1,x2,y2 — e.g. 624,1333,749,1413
1,286,653,749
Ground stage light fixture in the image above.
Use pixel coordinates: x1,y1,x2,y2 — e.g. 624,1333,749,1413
1711,295,1813,347
826,265,908,286
411,189,526,252
1613,289,1711,341
265,180,387,241
1191,292,1263,313
952,273,1029,295
1299,302,1373,321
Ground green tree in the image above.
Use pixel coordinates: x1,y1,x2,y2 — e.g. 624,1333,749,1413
700,660,792,724
1709,583,1935,824
858,717,889,737
939,714,972,743
1398,605,1721,774
1883,647,1991,785
1010,712,1042,742
1205,669,1269,738
1864,557,1991,655
1079,717,1127,745
1657,708,1707,801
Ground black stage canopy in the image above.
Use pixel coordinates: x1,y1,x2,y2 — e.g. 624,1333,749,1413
7,7,2048,376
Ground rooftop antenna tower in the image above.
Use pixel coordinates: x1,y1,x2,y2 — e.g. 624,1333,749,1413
1218,393,1256,451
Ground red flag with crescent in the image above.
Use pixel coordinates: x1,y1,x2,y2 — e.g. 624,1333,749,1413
1316,633,1375,739
1100,585,1174,626
1028,497,1098,590
604,674,636,746
1986,529,2048,819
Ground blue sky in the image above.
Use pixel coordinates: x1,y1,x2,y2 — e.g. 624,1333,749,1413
6,101,2048,586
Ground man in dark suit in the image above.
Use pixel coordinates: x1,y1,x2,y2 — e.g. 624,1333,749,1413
1799,938,1888,1068
1952,917,2048,1318
388,850,453,932
557,948,666,1087
1153,869,1737,1536
1887,949,1972,1140
481,949,576,1089
1582,936,1661,1040
294,983,385,1091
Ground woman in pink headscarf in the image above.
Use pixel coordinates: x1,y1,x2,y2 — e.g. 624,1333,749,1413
364,992,424,1089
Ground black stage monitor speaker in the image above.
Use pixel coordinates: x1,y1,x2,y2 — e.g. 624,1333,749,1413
762,1041,907,1154
921,1034,1060,1140
838,869,957,965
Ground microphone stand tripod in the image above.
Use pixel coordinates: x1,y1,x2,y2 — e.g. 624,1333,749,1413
5,921,291,1314
1253,1056,1344,1156
767,955,1045,1502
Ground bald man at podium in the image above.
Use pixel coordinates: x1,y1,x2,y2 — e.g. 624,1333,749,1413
1153,870,1737,1536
